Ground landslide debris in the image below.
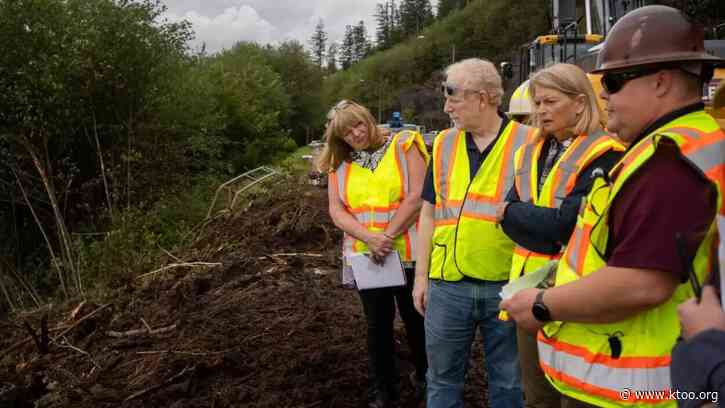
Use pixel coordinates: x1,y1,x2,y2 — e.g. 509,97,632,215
0,179,488,407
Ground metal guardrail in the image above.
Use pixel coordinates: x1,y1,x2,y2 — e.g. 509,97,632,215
205,166,279,219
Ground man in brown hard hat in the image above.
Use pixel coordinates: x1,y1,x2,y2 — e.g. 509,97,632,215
501,5,725,408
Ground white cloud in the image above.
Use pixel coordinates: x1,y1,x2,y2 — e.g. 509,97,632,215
163,0,440,54
168,5,278,53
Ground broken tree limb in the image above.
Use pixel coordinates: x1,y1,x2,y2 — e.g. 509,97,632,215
124,365,195,401
135,262,221,280
56,335,101,369
135,348,233,356
106,322,177,338
256,252,323,260
50,303,112,346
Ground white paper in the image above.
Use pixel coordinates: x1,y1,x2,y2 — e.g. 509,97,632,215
499,262,554,300
718,215,725,309
349,252,406,290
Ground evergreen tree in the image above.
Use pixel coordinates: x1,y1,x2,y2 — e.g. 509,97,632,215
341,25,354,69
375,2,391,49
326,42,338,73
437,0,461,19
389,0,403,45
399,0,434,37
352,21,371,62
309,19,327,67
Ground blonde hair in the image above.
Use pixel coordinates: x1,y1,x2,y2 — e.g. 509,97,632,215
529,63,602,138
317,100,385,173
445,58,503,106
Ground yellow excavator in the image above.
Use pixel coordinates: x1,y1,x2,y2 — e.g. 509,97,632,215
504,0,725,124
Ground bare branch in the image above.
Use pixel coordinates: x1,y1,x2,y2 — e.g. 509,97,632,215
135,262,221,280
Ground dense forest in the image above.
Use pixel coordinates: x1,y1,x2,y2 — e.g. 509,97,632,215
0,0,552,313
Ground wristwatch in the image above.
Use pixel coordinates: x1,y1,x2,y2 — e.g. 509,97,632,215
532,290,552,322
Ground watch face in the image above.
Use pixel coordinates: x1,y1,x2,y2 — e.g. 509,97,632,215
532,303,550,322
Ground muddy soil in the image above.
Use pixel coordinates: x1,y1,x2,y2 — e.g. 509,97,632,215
0,179,489,407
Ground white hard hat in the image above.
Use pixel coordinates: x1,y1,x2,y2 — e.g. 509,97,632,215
508,80,532,116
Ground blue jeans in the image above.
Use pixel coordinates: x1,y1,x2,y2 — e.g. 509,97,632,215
425,279,523,408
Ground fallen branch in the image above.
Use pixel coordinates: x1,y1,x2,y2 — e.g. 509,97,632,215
257,252,323,260
135,349,231,356
136,262,221,280
56,335,101,369
106,322,177,338
50,303,112,346
124,365,194,401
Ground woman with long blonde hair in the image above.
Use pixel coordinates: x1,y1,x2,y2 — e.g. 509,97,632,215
497,63,624,408
320,100,428,408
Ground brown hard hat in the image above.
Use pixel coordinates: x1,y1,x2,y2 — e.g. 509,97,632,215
592,5,725,74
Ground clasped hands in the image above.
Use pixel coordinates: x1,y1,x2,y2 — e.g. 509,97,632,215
366,232,395,264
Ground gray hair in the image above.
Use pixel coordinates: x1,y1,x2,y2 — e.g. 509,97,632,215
445,58,503,106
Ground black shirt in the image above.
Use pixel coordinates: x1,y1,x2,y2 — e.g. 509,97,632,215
421,115,510,204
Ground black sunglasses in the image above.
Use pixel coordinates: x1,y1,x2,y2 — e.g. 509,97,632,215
441,82,481,98
600,67,662,94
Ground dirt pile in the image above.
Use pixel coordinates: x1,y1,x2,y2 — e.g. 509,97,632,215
0,178,488,407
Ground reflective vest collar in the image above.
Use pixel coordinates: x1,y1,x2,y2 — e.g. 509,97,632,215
516,129,612,207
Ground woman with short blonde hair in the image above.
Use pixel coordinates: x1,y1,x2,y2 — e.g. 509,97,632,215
528,63,604,139
321,100,429,407
498,63,624,408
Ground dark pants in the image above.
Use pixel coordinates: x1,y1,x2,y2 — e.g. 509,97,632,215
358,267,427,392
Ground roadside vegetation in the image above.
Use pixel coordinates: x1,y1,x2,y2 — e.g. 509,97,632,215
0,0,550,313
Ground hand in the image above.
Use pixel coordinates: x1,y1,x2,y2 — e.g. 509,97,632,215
495,202,509,223
366,232,394,258
500,288,545,333
678,285,725,340
412,274,429,316
371,253,386,265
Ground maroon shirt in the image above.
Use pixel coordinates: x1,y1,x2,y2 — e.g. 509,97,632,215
606,140,717,282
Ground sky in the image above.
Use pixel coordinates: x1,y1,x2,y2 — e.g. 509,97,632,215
162,0,438,54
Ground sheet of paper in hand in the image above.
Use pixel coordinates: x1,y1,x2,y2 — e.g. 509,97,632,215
349,251,406,290
499,260,558,300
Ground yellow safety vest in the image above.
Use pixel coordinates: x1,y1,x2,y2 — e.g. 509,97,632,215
332,130,429,262
509,129,625,280
430,121,535,281
538,110,725,408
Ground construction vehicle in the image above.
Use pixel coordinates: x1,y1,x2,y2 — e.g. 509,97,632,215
503,0,725,121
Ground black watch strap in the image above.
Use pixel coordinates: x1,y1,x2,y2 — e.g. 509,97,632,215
532,289,552,322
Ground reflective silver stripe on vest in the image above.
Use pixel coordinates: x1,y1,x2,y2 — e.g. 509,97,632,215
503,123,534,192
434,205,460,222
517,143,538,202
461,199,498,218
336,162,350,205
550,129,608,207
397,130,413,196
538,340,672,394
436,128,460,201
354,210,395,225
663,127,703,140
566,222,584,271
685,139,725,175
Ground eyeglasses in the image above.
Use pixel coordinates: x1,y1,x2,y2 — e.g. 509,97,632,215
441,82,481,98
600,67,662,94
326,99,352,122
